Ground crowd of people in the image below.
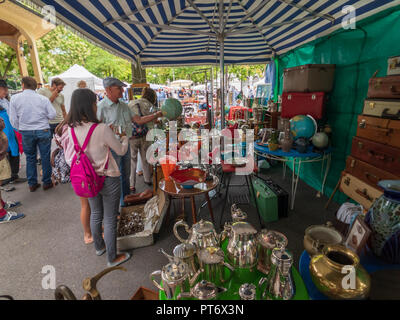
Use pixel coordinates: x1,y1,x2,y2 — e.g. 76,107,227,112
0,76,162,267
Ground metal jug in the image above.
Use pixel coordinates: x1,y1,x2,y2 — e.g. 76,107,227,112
258,247,295,300
150,259,202,300
177,280,227,300
257,229,288,274
174,219,220,249
223,221,258,269
239,283,257,300
159,243,199,278
197,246,235,286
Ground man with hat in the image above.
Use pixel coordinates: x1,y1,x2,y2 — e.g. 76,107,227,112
96,77,133,207
38,77,67,137
0,80,26,185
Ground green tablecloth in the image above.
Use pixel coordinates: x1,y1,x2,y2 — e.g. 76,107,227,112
158,239,309,300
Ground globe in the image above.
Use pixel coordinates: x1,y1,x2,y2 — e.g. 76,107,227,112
290,115,317,140
312,132,329,149
161,98,183,120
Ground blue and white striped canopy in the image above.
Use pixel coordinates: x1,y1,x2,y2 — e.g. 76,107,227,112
30,0,399,66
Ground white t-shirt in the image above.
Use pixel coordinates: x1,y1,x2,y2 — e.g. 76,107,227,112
38,87,65,124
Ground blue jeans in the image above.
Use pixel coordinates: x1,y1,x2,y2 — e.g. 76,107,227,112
111,144,131,207
20,129,52,186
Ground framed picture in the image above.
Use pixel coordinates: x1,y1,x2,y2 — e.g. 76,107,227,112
344,215,371,254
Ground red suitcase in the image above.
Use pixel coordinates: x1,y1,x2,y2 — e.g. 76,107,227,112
280,92,325,119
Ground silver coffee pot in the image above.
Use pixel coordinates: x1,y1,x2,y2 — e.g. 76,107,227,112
150,258,202,300
173,219,220,249
257,229,288,274
197,246,235,286
258,247,295,300
222,221,258,269
159,243,199,278
177,280,227,300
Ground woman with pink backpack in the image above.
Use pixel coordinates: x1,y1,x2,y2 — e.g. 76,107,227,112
62,88,131,267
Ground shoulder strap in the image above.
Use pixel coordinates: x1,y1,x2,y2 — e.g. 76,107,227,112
70,126,81,154
81,123,98,152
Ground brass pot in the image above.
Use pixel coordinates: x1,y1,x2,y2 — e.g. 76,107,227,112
309,244,371,300
304,222,343,256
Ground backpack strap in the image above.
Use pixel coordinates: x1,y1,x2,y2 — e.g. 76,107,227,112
70,123,98,155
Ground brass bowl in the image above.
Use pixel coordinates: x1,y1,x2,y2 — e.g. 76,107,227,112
304,223,343,256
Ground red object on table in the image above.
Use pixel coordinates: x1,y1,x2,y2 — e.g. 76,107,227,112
281,92,326,120
227,106,249,120
221,160,258,174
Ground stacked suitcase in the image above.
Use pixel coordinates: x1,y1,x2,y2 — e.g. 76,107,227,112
280,64,336,120
339,73,400,210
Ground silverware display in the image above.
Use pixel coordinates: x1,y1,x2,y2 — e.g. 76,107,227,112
197,246,235,286
177,280,227,300
159,245,199,279
173,219,220,249
239,283,257,300
257,229,288,274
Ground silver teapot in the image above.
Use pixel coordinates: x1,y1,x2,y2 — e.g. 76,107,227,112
159,243,199,279
150,258,202,300
177,280,227,300
222,221,258,269
197,246,235,286
258,247,295,300
173,219,220,249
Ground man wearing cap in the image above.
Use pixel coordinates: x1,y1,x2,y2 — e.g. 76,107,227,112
96,77,133,207
38,77,67,137
9,77,56,192
0,80,26,185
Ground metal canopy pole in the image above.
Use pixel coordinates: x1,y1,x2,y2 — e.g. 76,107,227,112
219,0,225,129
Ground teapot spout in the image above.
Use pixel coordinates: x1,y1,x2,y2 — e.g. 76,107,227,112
159,248,175,263
217,286,228,295
189,268,204,287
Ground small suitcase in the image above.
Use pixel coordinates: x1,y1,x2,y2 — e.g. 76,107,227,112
356,114,400,148
367,75,400,99
281,92,326,119
249,177,279,223
363,99,400,120
351,137,400,176
283,64,335,93
339,171,383,210
345,156,400,190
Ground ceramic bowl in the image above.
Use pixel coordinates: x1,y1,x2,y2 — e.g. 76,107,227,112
170,168,206,189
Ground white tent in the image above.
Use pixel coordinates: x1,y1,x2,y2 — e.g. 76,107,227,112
50,64,103,112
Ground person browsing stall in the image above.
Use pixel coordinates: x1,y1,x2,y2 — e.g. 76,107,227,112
8,77,56,192
38,77,67,137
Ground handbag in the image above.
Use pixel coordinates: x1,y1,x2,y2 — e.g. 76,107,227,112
132,103,149,138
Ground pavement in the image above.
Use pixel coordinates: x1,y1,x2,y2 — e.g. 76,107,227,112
0,156,340,300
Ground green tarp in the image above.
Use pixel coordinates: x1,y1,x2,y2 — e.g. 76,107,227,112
275,5,400,204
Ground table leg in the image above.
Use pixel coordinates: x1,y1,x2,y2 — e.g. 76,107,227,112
283,161,287,179
219,172,232,228
165,195,172,224
205,193,215,224
321,154,331,195
291,159,302,210
191,196,197,224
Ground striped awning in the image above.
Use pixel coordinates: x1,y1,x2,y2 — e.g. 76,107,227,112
29,0,399,66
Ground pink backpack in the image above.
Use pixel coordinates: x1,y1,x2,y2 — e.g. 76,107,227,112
70,124,107,198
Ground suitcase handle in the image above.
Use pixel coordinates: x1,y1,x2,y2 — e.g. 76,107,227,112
390,85,400,95
367,150,394,162
365,172,379,184
355,188,373,202
381,108,400,120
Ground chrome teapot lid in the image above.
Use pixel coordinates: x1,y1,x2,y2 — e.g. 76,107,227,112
173,243,196,259
193,219,215,234
197,247,224,264
231,221,257,235
257,229,288,249
192,280,219,300
163,260,188,282
239,283,256,300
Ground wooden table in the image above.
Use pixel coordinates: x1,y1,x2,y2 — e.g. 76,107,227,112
158,174,219,224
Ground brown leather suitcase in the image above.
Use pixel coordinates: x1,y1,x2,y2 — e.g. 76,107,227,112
339,171,383,210
283,64,335,93
356,115,400,148
351,137,400,176
363,99,400,119
345,156,400,190
367,75,400,99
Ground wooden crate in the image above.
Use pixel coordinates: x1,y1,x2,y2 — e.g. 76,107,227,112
131,287,158,300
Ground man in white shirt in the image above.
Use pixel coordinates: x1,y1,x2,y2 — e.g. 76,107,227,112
38,77,66,137
9,77,57,192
